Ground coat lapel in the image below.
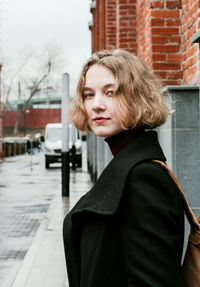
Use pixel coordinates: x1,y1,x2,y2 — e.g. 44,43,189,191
72,131,166,220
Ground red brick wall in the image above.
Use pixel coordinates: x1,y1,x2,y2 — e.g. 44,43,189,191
150,0,182,85
3,109,61,129
182,0,200,84
99,0,106,50
105,0,117,50
90,0,200,85
90,0,116,52
116,0,137,54
137,0,152,68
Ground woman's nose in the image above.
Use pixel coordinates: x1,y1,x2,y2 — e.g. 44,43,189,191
92,94,105,111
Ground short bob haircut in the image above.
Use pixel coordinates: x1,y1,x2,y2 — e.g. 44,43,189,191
69,49,171,131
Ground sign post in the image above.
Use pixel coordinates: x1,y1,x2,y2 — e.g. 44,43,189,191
61,73,70,197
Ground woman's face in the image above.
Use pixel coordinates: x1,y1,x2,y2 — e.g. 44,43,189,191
83,64,123,138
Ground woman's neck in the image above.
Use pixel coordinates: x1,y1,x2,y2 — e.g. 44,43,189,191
104,128,145,156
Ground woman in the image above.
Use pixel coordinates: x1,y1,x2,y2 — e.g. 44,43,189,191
63,50,184,287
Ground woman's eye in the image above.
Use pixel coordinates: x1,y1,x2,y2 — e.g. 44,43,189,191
83,93,94,99
107,90,114,96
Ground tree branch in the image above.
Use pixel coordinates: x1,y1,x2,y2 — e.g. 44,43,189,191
13,60,52,135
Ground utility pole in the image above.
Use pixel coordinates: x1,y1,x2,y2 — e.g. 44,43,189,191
61,73,70,197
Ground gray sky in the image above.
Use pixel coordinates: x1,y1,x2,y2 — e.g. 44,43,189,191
1,0,91,97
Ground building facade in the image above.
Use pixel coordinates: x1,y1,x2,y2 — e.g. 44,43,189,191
89,0,200,85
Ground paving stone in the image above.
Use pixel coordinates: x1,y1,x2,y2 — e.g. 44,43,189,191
0,153,61,287
0,152,93,287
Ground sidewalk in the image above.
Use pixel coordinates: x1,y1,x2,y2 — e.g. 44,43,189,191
11,170,93,287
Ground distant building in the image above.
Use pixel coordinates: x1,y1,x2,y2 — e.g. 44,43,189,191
2,96,61,137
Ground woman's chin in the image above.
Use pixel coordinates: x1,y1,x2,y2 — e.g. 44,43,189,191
91,127,123,138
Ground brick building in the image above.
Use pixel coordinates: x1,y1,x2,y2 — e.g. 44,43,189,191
2,96,62,137
89,0,200,85
3,108,61,137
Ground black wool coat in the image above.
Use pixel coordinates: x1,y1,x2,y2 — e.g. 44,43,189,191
63,131,184,287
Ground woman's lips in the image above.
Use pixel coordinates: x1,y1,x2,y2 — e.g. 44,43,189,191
93,117,109,124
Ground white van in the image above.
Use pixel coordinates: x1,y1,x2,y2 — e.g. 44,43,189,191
44,123,82,168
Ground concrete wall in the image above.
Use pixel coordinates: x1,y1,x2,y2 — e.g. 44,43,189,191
165,86,200,253
166,86,200,216
158,86,200,216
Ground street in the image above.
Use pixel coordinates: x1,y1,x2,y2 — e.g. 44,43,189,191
0,151,93,287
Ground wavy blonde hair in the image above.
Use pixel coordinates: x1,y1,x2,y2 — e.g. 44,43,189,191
69,49,171,131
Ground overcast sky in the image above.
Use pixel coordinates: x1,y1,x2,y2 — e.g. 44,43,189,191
1,0,91,98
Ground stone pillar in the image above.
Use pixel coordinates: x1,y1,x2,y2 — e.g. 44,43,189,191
158,86,200,253
170,87,200,210
159,86,200,209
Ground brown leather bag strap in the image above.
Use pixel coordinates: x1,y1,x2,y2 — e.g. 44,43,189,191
153,160,200,230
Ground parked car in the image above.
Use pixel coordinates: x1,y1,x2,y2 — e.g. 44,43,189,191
44,123,82,168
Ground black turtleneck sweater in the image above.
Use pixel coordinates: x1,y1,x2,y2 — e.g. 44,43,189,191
104,128,145,156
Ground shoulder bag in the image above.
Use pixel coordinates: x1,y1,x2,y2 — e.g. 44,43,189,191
153,160,200,287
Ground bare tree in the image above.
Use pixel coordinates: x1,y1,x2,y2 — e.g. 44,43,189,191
13,60,53,135
2,42,66,135
2,54,31,115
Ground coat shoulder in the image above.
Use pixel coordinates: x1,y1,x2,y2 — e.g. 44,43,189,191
124,160,184,213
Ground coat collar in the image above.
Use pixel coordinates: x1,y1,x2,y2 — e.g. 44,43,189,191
72,131,166,221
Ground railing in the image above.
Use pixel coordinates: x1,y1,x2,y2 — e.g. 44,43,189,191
0,138,28,159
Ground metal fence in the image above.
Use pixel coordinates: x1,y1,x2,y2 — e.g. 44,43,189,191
0,138,28,159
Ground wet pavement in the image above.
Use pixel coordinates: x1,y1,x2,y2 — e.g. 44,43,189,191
0,152,93,287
